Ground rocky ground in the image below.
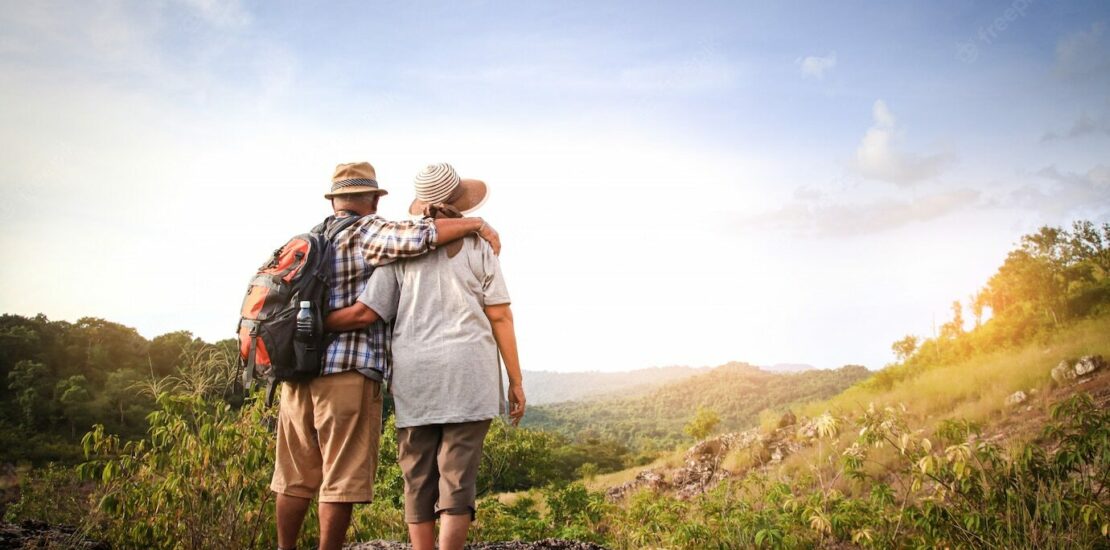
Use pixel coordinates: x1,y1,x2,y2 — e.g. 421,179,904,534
0,520,108,549
0,522,607,550
986,354,1110,446
346,541,608,550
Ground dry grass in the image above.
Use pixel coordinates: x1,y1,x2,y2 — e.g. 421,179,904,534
721,445,761,473
583,449,686,491
802,315,1110,428
693,316,1109,491
756,408,782,435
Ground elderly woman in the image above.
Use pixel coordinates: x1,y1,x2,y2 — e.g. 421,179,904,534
324,163,524,550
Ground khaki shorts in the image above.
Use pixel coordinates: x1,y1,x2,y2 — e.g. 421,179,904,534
270,371,383,503
397,419,492,523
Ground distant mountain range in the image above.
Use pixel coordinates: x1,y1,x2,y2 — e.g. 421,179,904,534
521,366,710,405
521,362,820,405
759,363,816,373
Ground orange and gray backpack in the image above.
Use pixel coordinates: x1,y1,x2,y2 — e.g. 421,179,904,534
237,213,362,404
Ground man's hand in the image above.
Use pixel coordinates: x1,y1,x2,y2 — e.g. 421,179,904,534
477,220,501,256
430,217,501,255
508,383,526,426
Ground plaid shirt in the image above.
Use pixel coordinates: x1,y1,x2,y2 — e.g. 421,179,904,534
323,213,437,379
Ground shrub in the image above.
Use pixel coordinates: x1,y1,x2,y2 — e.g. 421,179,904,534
3,463,91,527
78,393,279,550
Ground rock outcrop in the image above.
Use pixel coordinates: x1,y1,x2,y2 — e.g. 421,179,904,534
1052,360,1077,384
607,411,808,501
1051,355,1106,385
1005,391,1028,406
1075,355,1105,377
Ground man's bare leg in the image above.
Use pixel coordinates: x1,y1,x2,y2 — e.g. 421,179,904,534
276,494,311,550
318,502,353,550
408,521,436,550
438,513,471,550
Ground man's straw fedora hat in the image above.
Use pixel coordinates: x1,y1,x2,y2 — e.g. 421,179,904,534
325,162,389,199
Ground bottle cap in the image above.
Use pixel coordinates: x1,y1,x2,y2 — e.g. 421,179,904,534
300,301,312,308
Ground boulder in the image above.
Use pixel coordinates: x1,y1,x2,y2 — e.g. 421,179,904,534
1075,355,1105,377
1051,360,1077,384
605,468,670,501
1005,391,1027,406
796,419,819,439
778,410,797,428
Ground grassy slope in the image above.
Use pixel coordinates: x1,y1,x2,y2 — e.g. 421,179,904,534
585,314,1110,491
773,314,1110,483
803,314,1109,427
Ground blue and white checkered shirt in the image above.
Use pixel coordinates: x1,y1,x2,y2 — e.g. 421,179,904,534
323,213,437,379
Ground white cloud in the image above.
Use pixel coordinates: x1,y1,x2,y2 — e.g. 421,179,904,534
1041,111,1110,141
853,100,949,185
742,187,981,237
1055,21,1109,77
1009,164,1110,217
796,51,837,79
178,0,251,28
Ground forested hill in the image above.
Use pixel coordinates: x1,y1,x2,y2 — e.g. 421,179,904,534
522,366,708,405
0,315,238,463
522,363,817,405
523,362,871,450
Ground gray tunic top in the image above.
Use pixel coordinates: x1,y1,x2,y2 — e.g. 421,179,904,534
359,235,511,428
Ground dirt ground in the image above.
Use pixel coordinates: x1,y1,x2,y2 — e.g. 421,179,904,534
346,540,609,550
0,520,109,549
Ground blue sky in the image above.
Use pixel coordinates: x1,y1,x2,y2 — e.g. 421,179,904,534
1,0,1108,373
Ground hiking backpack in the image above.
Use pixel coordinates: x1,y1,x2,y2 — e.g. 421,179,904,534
237,213,361,404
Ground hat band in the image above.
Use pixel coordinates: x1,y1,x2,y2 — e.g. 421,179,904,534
331,178,379,192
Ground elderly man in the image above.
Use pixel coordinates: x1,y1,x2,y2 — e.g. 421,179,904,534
270,162,500,550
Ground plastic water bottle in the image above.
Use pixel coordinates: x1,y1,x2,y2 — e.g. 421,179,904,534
296,301,314,341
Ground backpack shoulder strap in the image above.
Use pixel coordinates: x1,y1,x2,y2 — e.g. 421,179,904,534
325,214,362,241
265,379,279,407
313,213,362,241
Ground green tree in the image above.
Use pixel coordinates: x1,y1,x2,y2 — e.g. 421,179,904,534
891,335,919,362
104,368,145,427
148,331,197,378
684,405,720,441
51,317,148,388
7,360,50,429
940,300,964,339
479,419,568,492
0,323,41,382
55,375,93,437
1066,220,1110,273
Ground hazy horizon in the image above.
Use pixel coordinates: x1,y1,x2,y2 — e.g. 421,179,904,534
1,1,1108,373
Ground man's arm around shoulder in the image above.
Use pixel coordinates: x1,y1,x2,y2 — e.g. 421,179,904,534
433,217,500,255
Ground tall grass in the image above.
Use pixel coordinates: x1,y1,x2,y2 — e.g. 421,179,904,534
803,314,1110,426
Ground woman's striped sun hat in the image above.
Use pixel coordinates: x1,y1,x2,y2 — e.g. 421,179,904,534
409,163,488,216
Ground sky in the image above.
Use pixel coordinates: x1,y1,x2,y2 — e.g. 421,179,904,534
1,0,1108,373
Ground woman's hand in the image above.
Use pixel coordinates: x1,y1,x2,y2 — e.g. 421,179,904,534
508,383,526,426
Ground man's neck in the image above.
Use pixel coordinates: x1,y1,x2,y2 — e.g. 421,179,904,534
335,209,374,217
